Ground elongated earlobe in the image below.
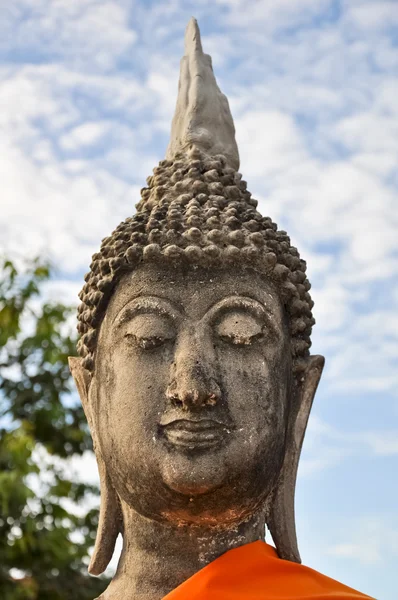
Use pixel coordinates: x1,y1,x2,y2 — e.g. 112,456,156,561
87,450,121,575
267,354,324,563
69,357,122,575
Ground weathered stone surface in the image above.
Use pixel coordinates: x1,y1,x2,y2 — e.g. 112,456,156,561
166,17,240,170
70,17,324,600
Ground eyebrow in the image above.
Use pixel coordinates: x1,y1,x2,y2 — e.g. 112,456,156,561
112,296,182,327
205,296,281,337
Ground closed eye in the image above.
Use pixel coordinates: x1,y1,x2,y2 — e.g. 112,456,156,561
124,333,171,350
215,311,264,347
218,330,264,346
123,313,176,350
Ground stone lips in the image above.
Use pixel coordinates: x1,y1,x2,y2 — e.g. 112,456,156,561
77,148,314,373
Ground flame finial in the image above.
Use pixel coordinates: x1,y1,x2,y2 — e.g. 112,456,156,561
166,17,240,170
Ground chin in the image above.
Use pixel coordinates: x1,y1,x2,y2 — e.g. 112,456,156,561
157,452,269,527
161,448,227,496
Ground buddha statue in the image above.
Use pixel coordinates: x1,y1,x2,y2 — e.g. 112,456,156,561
69,18,372,600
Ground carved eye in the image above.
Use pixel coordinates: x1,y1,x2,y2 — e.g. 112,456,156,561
124,314,175,350
215,311,264,347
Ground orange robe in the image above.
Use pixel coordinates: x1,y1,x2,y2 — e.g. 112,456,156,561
164,541,374,600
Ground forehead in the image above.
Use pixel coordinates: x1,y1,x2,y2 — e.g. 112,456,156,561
104,262,284,323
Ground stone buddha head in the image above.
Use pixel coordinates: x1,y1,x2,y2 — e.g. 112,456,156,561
69,18,324,584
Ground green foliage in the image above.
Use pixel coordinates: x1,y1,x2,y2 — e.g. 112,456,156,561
0,258,109,599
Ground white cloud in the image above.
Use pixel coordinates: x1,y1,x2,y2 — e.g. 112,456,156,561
360,431,398,456
301,415,398,479
329,541,382,565
0,132,138,272
344,1,398,31
60,122,110,151
0,62,159,273
311,282,351,333
236,110,306,179
335,112,398,154
327,516,398,566
0,0,137,71
215,0,331,30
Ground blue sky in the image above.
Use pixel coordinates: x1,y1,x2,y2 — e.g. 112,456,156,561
1,1,398,598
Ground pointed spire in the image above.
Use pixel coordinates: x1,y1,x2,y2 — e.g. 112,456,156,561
185,16,203,54
166,17,240,170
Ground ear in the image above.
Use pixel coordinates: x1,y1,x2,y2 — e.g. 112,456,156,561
69,357,122,575
267,354,325,563
69,356,91,419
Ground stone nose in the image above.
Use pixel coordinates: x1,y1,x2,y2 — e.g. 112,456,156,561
166,330,221,409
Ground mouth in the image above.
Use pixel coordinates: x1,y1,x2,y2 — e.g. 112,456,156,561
161,419,231,450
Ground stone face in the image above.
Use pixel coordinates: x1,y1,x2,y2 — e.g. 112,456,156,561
95,264,290,524
69,16,325,600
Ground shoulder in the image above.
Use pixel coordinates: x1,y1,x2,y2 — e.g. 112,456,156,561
252,542,375,600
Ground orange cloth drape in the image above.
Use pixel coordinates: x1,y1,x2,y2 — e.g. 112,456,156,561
164,541,374,600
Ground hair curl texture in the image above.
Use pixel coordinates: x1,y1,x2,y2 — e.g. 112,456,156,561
77,149,314,375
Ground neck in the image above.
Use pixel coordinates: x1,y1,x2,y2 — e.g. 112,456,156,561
101,501,266,600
